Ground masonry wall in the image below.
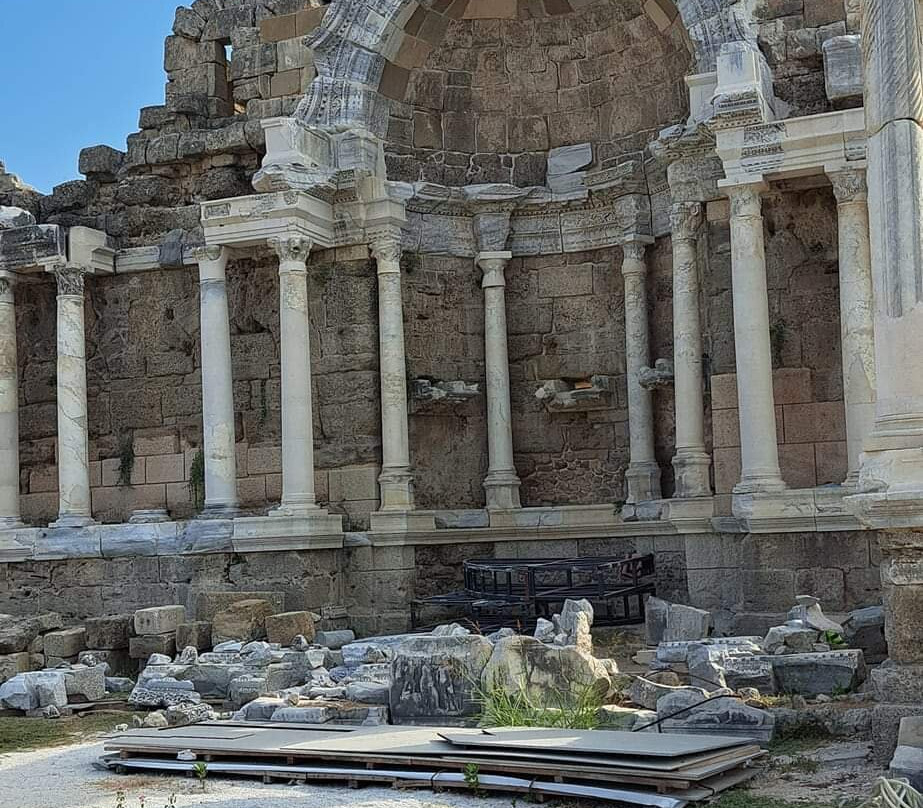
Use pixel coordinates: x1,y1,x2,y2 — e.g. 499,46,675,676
0,529,880,636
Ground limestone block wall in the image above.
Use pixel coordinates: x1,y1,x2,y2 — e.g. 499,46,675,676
755,0,859,117
385,0,693,186
0,530,880,637
685,529,881,635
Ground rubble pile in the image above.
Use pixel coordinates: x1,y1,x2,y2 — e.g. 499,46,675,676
627,596,887,743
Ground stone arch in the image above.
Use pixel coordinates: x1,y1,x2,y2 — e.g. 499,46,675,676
295,0,759,136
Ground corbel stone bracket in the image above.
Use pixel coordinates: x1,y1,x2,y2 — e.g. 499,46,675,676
411,379,481,411
535,376,613,413
639,359,676,391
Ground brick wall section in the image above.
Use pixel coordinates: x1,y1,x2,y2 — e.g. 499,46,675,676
385,1,692,186
755,0,856,117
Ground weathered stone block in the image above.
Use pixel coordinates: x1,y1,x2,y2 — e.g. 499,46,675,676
85,615,133,650
134,606,186,636
265,612,315,646
772,650,866,697
129,634,177,660
390,635,493,721
176,621,213,651
63,665,107,703
212,599,273,645
194,591,285,620
0,652,32,684
43,627,86,659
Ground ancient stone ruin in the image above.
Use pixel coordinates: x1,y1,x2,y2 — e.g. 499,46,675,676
1,0,923,783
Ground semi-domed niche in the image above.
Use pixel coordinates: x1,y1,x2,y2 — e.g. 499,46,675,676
383,0,694,187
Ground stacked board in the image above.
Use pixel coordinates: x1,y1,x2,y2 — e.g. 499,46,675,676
102,723,764,806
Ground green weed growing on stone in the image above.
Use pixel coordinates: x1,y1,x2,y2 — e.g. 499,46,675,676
475,678,603,730
193,761,209,791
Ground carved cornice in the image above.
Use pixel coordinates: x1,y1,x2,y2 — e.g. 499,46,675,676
269,236,312,264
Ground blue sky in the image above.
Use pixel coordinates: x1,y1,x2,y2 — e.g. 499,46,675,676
1,1,176,194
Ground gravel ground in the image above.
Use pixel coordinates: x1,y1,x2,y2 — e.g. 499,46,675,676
0,741,521,808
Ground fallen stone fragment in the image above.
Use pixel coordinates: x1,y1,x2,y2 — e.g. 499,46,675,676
659,695,775,742
105,677,135,693
792,595,844,635
266,611,315,646
763,624,818,654
724,656,777,694
771,650,866,697
85,615,133,650
345,681,390,704
63,665,106,703
629,676,707,711
890,717,923,791
843,606,887,663
43,628,86,659
211,599,273,645
314,630,355,650
134,606,186,637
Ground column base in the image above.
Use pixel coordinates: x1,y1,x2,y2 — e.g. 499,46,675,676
732,471,787,495
198,504,240,520
847,446,923,528
732,489,816,532
625,461,662,504
378,468,416,511
671,452,713,498
130,509,171,524
269,498,319,518
484,471,521,511
660,496,715,531
50,514,96,529
233,510,344,551
370,510,437,533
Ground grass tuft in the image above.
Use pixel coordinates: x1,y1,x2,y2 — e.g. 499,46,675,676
0,713,133,754
475,678,605,730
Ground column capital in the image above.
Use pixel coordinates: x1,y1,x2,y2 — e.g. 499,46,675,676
829,167,868,204
269,235,312,265
725,181,769,218
369,229,403,271
669,202,704,241
195,245,229,282
477,251,512,288
620,236,651,274
0,271,19,301
51,265,91,296
194,244,226,263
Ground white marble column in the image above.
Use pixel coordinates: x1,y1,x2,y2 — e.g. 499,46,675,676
371,231,415,511
670,203,712,498
621,237,661,503
0,273,23,528
852,0,923,505
197,245,239,516
52,266,95,527
478,251,521,510
828,169,876,488
269,236,318,517
727,183,786,494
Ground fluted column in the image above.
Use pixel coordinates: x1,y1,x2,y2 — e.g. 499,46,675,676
727,182,786,494
0,272,22,528
371,231,415,511
621,237,661,503
52,266,94,527
197,245,239,516
828,169,877,488
478,251,521,511
269,236,318,517
670,203,712,498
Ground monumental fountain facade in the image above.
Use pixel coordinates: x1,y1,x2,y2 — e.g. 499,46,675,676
2,0,920,660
